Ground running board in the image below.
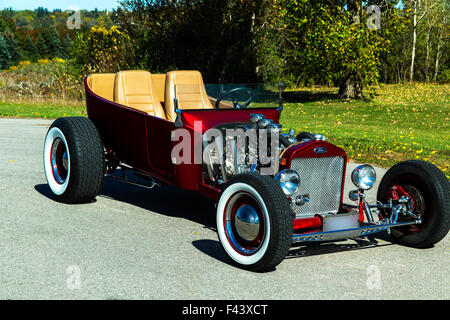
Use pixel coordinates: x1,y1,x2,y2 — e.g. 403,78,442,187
292,220,421,243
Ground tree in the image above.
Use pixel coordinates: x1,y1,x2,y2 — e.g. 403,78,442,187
36,33,49,57
407,0,442,82
45,28,64,58
374,0,410,83
433,1,447,82
0,8,15,32
258,0,387,98
0,33,11,69
3,28,22,64
63,34,73,58
24,35,38,60
35,7,49,19
116,0,265,82
70,25,134,74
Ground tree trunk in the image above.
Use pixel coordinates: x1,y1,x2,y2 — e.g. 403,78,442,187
409,0,418,82
338,71,364,99
425,23,431,82
434,3,445,82
339,0,364,99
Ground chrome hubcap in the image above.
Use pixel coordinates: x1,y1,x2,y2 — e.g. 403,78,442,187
51,138,68,184
224,192,265,255
234,204,260,242
62,151,68,171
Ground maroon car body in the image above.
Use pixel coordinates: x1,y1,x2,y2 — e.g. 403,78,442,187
85,76,346,228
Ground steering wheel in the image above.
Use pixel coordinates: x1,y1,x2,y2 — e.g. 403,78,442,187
215,87,254,109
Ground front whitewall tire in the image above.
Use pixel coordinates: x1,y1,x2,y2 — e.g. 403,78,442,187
217,182,271,265
216,173,293,272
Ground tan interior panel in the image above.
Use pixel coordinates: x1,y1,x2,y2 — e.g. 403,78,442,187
87,73,116,101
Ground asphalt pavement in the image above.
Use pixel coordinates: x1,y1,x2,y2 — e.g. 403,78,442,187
0,118,448,299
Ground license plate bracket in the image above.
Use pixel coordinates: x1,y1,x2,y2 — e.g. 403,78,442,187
322,212,359,232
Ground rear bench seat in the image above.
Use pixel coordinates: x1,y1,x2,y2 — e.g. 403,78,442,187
88,70,215,121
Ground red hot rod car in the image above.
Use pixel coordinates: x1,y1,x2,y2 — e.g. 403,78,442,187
43,70,450,272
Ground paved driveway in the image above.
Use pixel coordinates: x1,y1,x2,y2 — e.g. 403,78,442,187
0,118,448,299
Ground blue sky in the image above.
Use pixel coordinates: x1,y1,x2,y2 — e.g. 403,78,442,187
1,0,121,11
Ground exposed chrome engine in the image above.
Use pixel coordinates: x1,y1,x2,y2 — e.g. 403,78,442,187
202,113,327,188
202,115,280,184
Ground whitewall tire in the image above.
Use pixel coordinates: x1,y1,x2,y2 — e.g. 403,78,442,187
216,173,293,272
43,117,105,203
44,127,71,195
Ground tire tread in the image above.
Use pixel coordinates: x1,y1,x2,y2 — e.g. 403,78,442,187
219,173,293,272
49,117,104,204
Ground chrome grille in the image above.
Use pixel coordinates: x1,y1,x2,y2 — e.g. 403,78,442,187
290,157,345,218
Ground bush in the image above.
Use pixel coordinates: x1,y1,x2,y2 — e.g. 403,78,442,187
70,25,134,76
437,68,450,84
0,58,83,101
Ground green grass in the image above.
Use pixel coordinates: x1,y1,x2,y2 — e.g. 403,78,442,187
279,83,449,178
0,101,85,118
0,83,448,178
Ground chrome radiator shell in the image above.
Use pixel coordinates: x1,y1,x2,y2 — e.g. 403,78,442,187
290,156,345,218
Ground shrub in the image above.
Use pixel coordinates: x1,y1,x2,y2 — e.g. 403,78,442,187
437,68,450,84
0,58,83,101
70,25,134,76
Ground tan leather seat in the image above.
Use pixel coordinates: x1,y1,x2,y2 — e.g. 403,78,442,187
164,70,214,122
87,73,116,101
114,70,166,119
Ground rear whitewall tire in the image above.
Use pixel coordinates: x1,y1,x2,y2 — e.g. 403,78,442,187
43,117,105,204
44,127,71,195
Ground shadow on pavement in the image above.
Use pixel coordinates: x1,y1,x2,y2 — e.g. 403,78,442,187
35,175,395,266
287,233,393,259
34,183,57,201
192,239,235,268
35,174,217,231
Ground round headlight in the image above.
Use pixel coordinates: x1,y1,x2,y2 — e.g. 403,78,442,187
313,133,326,141
351,164,376,190
275,169,300,196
